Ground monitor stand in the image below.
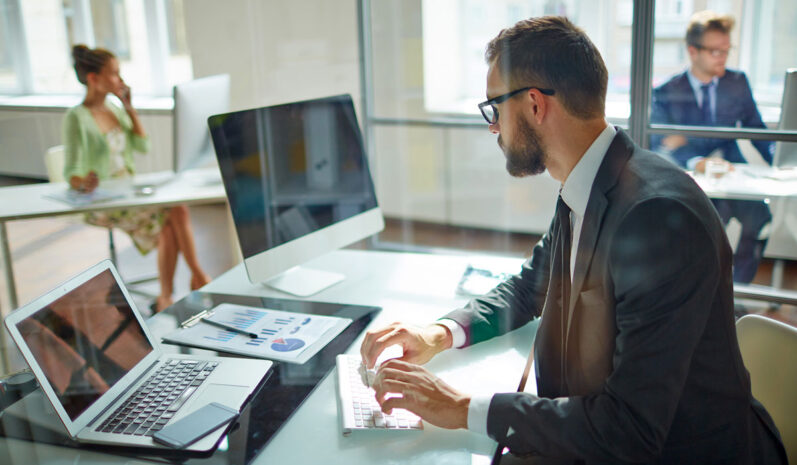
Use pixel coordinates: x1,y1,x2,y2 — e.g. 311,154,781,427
263,266,345,297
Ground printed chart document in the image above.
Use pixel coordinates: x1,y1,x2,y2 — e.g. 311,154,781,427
44,188,125,206
162,303,351,364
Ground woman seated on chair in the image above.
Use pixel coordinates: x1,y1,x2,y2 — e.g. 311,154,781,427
63,44,210,312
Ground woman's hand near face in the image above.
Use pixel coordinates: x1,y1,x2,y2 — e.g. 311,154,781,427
114,81,132,110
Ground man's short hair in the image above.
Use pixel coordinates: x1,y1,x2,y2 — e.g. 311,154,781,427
686,11,735,48
485,16,607,120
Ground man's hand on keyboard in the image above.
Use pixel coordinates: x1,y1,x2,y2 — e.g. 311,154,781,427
371,359,470,430
360,322,453,369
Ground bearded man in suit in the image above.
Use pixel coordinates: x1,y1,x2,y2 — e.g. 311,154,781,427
361,16,786,465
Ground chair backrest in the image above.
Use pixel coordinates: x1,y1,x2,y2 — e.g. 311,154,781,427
44,145,66,182
736,314,797,464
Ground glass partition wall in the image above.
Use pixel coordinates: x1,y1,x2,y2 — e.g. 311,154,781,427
359,0,632,259
358,0,797,285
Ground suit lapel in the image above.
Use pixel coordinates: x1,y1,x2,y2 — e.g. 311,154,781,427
567,191,607,325
672,72,701,123
564,130,634,345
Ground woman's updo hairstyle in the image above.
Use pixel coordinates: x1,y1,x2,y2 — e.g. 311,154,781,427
72,44,115,85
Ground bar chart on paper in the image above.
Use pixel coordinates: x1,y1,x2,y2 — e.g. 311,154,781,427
162,303,352,363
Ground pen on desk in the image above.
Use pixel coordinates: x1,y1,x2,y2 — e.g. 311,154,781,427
201,318,258,338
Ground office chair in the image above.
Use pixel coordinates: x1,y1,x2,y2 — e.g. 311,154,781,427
736,314,797,464
44,145,158,299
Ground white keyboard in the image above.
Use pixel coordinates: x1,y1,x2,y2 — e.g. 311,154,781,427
335,354,423,436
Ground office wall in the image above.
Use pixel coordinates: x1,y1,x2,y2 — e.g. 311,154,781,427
182,0,362,113
0,108,172,178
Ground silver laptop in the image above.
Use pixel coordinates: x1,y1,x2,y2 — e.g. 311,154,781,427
4,260,272,451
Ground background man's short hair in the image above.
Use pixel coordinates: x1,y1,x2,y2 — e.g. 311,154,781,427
485,16,608,120
686,11,735,48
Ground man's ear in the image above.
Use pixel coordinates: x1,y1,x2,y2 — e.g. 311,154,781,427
526,88,547,125
686,45,699,62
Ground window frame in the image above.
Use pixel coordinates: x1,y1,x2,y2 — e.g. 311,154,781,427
0,0,31,94
0,0,185,97
358,0,797,165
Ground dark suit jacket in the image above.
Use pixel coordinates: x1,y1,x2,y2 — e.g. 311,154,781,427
445,130,786,464
650,69,773,167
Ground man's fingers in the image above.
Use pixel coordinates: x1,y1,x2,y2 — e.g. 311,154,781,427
360,325,395,367
361,323,405,368
372,363,428,409
380,395,412,415
378,358,419,373
373,377,410,400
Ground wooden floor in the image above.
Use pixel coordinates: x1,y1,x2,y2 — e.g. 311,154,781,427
1,176,795,374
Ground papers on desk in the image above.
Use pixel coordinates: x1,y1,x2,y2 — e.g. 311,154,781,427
44,188,125,206
162,303,352,364
764,167,797,181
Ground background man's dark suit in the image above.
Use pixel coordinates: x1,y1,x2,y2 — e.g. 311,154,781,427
650,69,772,166
445,130,786,464
650,69,773,283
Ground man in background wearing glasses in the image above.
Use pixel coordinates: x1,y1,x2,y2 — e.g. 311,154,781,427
650,10,773,284
362,16,786,464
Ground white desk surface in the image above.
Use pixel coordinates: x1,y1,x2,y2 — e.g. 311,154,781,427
690,164,797,201
0,167,227,309
0,167,226,222
0,249,537,464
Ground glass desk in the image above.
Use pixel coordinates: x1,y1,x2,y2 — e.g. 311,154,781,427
0,291,380,464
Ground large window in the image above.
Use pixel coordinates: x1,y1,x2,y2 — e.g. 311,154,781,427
0,0,25,92
361,0,797,259
652,0,797,125
422,0,633,123
0,0,192,97
418,0,796,125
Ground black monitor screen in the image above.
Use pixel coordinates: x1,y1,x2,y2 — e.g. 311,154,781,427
209,95,378,259
17,269,154,420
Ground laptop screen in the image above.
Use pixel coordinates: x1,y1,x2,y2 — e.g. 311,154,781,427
15,269,154,420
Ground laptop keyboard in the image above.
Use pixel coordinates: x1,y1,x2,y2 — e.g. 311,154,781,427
96,359,218,437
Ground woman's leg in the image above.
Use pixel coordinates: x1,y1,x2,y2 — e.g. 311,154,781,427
167,205,211,289
156,221,178,311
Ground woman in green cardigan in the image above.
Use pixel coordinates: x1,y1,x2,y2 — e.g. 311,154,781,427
65,45,210,312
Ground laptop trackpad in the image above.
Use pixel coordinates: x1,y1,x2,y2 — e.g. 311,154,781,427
192,384,251,412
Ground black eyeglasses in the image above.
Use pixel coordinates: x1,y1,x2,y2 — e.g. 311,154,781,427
692,44,733,58
477,86,555,124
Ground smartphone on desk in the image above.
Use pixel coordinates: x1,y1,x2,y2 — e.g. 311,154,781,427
153,402,238,449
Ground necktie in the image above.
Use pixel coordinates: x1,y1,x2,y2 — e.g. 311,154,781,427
700,83,713,125
555,195,572,390
557,195,572,311
491,196,572,464
528,195,572,396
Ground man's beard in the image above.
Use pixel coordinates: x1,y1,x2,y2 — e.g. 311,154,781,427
498,115,547,177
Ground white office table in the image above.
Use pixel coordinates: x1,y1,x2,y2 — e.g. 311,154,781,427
0,249,537,465
0,167,227,312
690,164,797,201
690,164,797,288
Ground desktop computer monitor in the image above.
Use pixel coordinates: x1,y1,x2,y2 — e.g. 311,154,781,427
774,68,797,168
208,94,384,296
173,74,230,172
765,68,797,260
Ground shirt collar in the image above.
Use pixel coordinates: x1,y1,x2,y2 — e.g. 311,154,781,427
686,69,719,95
560,125,616,219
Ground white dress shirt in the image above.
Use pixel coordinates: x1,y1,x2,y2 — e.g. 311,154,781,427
438,124,617,435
